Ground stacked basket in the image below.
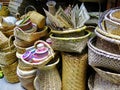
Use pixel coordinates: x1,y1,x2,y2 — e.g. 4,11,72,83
88,7,120,89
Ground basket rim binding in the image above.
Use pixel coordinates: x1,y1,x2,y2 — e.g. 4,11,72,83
50,30,91,40
87,37,120,60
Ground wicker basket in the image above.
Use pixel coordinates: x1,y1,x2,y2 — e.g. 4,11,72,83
50,30,91,53
21,40,55,68
88,37,120,73
14,25,48,42
92,66,120,84
34,58,61,90
95,29,120,54
62,52,88,90
0,61,19,83
88,74,120,90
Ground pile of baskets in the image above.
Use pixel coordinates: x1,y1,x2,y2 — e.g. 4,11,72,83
88,7,120,89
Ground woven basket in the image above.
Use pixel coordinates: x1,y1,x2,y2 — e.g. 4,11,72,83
17,67,37,90
62,52,88,90
21,40,55,68
50,30,91,53
92,66,120,84
34,58,61,90
14,25,48,42
88,74,120,90
0,61,19,83
88,37,120,73
95,29,120,54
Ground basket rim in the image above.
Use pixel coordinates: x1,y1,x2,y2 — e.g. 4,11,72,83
50,30,91,40
50,26,86,34
88,37,120,60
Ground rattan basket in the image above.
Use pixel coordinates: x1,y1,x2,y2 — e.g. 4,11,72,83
0,61,19,83
62,52,88,90
92,66,120,84
21,40,55,68
34,58,61,90
88,37,120,73
14,25,48,42
50,30,91,53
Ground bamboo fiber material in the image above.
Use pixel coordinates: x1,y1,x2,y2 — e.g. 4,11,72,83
88,37,120,73
14,25,48,42
62,52,88,90
21,40,55,68
92,66,120,84
50,30,91,53
88,74,120,90
0,61,19,83
34,58,61,90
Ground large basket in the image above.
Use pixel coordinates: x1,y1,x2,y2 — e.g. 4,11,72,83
34,58,61,90
88,74,120,90
62,52,88,90
88,37,120,73
14,25,48,42
0,61,19,83
50,30,91,53
92,66,120,84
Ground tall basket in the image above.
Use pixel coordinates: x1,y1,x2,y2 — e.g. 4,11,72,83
62,52,88,90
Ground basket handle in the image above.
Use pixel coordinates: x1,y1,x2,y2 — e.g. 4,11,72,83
7,35,14,51
24,5,37,14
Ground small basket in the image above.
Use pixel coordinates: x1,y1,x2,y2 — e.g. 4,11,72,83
92,66,120,84
88,36,120,73
0,61,19,83
14,25,48,42
50,30,91,53
62,52,88,90
21,40,55,68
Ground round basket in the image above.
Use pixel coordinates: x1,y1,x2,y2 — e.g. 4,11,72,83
95,29,120,54
0,61,19,83
14,25,48,42
62,52,88,90
50,30,91,53
34,58,61,90
88,36,120,73
92,66,120,84
21,40,55,68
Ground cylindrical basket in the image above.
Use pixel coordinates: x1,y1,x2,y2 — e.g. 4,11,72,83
62,52,88,90
88,36,120,73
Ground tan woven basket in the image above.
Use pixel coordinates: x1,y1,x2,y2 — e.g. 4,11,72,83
62,52,88,90
14,25,48,42
21,40,55,68
50,30,91,53
88,74,120,90
0,61,19,83
92,66,120,84
34,58,61,90
88,37,120,73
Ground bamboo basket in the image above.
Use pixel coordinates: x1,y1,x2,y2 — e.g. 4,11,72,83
88,37,120,73
92,66,120,84
0,61,19,83
95,29,120,54
62,52,88,90
21,40,55,68
50,30,91,53
14,25,48,42
88,74,120,90
34,58,61,90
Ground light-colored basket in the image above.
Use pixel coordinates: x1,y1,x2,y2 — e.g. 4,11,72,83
88,37,120,73
62,52,88,90
21,40,55,68
0,61,19,83
92,66,120,84
88,74,120,90
14,25,48,42
34,58,61,90
50,30,91,53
